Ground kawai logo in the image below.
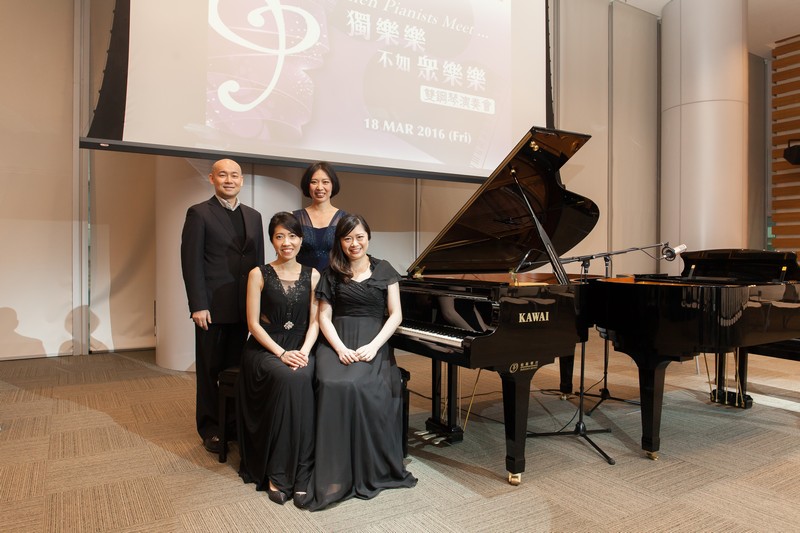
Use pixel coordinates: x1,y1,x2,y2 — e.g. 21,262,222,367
518,311,550,323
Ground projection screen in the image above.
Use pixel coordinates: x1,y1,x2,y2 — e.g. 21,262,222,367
82,0,548,180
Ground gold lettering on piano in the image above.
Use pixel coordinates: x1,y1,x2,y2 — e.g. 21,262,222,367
518,311,550,323
510,361,539,373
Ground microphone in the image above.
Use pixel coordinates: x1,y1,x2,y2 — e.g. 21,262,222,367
662,244,687,261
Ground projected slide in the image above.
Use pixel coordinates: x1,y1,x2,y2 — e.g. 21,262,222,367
119,0,547,178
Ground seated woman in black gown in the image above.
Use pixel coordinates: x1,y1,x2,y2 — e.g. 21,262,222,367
308,213,416,511
293,161,347,271
237,212,320,507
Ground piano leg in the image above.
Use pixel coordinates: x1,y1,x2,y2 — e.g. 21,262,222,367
430,359,442,423
737,349,751,406
498,369,536,485
711,350,753,408
736,348,753,400
425,360,464,442
637,358,671,459
714,352,735,406
558,355,574,397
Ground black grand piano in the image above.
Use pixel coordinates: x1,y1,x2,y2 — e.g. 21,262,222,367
589,248,800,459
391,126,599,485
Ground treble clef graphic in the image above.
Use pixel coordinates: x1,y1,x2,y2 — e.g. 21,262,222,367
209,0,321,112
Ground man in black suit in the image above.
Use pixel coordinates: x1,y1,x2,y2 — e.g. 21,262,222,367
181,159,265,453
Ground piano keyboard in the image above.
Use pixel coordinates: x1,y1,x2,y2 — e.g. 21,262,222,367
395,323,469,348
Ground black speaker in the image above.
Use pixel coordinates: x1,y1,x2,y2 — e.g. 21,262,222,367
785,145,800,165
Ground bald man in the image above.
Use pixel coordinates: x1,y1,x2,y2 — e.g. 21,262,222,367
181,159,265,454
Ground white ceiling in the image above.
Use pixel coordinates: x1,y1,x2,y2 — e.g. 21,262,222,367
621,0,800,58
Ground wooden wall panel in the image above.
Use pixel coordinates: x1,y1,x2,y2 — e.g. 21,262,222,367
770,34,800,253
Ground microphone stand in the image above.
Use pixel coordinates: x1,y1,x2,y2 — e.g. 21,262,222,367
584,256,640,415
556,242,668,269
525,241,670,464
557,243,668,415
527,256,616,465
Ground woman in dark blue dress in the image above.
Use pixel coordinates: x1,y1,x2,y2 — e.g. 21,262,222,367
293,161,347,271
308,214,416,511
237,212,320,507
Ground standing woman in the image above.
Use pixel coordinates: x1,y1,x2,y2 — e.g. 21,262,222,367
237,212,320,508
293,161,347,271
309,214,416,511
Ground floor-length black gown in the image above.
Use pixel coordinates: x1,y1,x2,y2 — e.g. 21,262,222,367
237,265,315,496
309,257,416,511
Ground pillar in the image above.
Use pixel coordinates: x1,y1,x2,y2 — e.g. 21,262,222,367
660,0,748,273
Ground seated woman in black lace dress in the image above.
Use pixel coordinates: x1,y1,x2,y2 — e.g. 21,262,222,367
308,213,416,511
237,212,320,508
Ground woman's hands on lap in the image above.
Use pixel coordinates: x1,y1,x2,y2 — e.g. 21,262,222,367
336,347,361,365
335,344,378,364
281,350,309,370
355,343,378,362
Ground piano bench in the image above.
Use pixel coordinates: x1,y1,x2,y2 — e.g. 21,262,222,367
217,366,240,463
399,367,410,458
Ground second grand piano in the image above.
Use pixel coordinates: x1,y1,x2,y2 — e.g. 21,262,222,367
589,248,800,459
391,127,599,484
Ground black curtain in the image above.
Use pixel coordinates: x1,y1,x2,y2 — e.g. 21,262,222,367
86,0,129,140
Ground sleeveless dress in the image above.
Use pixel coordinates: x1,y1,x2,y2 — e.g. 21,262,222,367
308,257,416,511
237,265,315,496
293,208,347,271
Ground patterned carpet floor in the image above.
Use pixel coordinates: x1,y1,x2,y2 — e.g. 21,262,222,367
1,331,798,532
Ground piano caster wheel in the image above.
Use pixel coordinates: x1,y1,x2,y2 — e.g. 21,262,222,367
559,393,568,401
507,472,522,486
645,451,659,460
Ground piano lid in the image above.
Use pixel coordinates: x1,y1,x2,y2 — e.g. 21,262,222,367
409,126,599,275
679,249,800,282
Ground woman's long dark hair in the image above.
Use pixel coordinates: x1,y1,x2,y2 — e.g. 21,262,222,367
328,213,371,282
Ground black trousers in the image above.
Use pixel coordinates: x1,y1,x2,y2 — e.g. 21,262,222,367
195,322,248,440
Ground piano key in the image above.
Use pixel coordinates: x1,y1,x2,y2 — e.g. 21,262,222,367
395,325,467,348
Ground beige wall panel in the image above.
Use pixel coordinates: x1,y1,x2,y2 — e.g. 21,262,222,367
679,0,747,105
0,0,75,359
251,163,304,228
679,101,748,250
90,151,156,351
557,0,610,276
660,0,681,113
610,2,659,276
660,107,682,275
417,180,479,260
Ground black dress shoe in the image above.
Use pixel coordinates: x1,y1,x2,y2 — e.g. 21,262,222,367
293,492,312,509
267,488,288,505
203,435,221,454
